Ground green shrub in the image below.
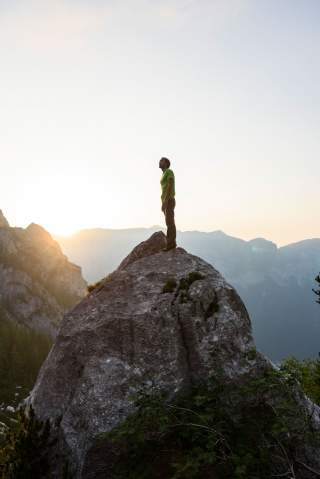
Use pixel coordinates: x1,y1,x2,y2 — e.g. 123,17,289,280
245,347,258,361
162,272,205,296
280,356,320,405
162,278,177,294
103,368,320,479
178,272,204,291
204,299,220,318
87,280,104,293
0,406,51,479
87,275,112,293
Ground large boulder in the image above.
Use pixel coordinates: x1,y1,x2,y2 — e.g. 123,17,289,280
28,232,320,478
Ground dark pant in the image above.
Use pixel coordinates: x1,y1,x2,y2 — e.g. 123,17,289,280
163,198,176,248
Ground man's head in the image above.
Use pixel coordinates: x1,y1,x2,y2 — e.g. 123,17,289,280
159,157,170,171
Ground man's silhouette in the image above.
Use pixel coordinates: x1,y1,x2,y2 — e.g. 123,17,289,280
159,157,177,251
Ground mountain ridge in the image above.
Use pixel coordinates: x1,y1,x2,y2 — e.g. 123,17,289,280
0,210,87,337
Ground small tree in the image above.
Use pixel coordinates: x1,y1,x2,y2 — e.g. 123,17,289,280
313,273,320,304
0,405,51,479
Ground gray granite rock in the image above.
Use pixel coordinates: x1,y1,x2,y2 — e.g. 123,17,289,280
28,232,320,478
28,233,258,474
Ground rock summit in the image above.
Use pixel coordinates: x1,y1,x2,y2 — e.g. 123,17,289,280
28,232,320,478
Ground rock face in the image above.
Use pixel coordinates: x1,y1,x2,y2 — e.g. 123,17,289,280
28,232,320,478
29,233,261,474
0,210,9,228
57,227,320,361
0,213,87,336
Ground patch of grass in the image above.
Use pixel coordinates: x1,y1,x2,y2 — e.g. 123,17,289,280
245,347,258,361
179,272,205,291
162,272,205,300
162,278,177,294
87,275,112,293
205,299,220,319
87,280,104,293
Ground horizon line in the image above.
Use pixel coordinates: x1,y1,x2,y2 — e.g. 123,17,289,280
52,225,320,249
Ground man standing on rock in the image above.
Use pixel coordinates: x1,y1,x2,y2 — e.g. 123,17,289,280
159,157,177,251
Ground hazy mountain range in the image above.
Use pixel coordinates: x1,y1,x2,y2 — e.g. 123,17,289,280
57,227,320,361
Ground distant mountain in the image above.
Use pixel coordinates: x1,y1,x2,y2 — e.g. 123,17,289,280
56,226,162,282
0,210,88,427
0,210,87,336
57,227,320,361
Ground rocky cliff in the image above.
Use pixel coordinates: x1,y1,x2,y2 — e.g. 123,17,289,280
0,210,87,336
28,232,320,478
57,227,320,360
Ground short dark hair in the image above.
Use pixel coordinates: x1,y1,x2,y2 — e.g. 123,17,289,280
161,157,170,167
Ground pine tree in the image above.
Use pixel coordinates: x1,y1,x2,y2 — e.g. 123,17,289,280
0,406,51,479
313,273,320,305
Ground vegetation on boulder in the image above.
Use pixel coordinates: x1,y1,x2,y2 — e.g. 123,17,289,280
162,278,177,294
87,275,112,293
162,272,205,296
178,272,205,291
102,367,320,479
280,356,320,405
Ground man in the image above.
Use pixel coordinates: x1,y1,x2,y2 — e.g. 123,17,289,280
159,157,177,251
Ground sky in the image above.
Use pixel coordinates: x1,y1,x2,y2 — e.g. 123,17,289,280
1,0,319,245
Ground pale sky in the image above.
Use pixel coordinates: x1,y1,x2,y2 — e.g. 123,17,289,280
1,0,319,245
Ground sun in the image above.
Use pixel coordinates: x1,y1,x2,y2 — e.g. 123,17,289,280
25,181,93,237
